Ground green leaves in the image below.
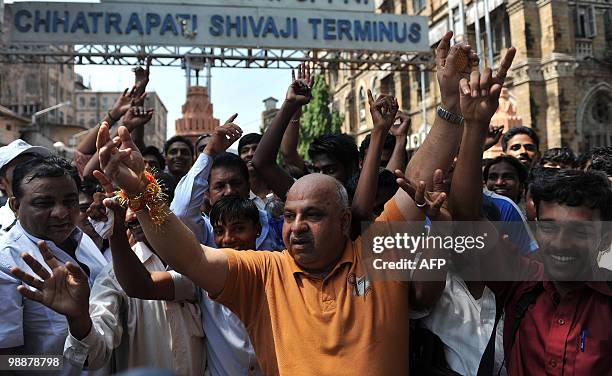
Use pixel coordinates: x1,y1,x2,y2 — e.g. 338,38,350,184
298,75,344,158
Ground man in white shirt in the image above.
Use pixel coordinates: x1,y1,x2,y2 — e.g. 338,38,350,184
9,174,205,375
0,156,107,374
0,139,51,242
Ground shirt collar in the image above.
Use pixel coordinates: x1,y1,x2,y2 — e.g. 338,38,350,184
16,221,84,250
287,238,354,278
132,242,156,263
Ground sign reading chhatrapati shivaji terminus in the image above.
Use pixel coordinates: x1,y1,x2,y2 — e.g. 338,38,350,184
5,0,430,52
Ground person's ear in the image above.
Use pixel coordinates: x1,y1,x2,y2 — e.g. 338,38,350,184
340,208,352,237
9,197,19,216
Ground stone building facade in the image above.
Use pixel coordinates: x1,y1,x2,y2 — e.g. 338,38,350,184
75,90,168,150
327,0,612,153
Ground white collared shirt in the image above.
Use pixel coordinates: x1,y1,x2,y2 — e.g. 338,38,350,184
0,202,17,243
63,242,205,375
411,272,507,376
0,222,108,374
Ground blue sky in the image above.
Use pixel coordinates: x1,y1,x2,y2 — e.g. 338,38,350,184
75,64,290,139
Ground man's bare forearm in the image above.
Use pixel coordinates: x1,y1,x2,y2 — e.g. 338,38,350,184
352,129,386,223
449,123,487,220
386,135,407,173
280,110,305,171
252,101,300,199
406,115,463,188
135,209,227,296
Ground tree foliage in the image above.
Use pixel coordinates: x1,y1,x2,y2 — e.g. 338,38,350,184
298,75,344,158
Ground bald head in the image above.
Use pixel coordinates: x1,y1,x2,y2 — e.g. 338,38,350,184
283,173,352,273
289,173,349,210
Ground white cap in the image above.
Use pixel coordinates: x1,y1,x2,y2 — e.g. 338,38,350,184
0,139,52,172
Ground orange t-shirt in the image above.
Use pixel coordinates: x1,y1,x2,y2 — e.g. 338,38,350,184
214,199,411,375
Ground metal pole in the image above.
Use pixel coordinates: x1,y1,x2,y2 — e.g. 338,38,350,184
448,7,455,46
483,0,494,66
458,0,467,41
206,58,212,100
420,64,427,133
474,0,483,69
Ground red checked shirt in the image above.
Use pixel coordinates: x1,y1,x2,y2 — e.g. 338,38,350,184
490,262,612,376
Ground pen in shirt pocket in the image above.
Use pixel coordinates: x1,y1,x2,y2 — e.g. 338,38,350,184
580,329,588,352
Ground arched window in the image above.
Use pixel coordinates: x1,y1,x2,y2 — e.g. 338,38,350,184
581,90,612,150
359,87,366,124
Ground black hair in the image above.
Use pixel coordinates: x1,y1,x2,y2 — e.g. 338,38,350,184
211,152,250,185
538,147,577,168
530,169,612,221
358,133,397,162
80,175,102,197
142,145,166,171
164,135,194,157
483,155,528,184
345,167,397,203
308,134,359,180
578,146,612,177
501,126,540,152
238,133,262,154
12,156,81,199
209,196,260,229
154,171,177,205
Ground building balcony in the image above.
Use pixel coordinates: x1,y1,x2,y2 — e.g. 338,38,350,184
575,38,593,59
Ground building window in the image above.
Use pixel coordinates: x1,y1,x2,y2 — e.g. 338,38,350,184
605,10,612,47
412,0,426,13
414,68,431,102
575,5,596,38
6,124,12,131
359,87,367,124
79,97,85,108
102,97,109,109
379,0,395,14
89,97,96,108
592,95,610,124
492,9,512,54
381,74,395,96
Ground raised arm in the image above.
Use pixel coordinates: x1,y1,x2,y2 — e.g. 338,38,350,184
97,124,229,295
450,48,516,220
406,31,479,189
170,117,242,245
351,91,398,226
385,111,410,173
280,108,306,172
252,64,313,199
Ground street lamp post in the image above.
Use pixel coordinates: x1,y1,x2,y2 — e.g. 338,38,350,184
31,101,72,127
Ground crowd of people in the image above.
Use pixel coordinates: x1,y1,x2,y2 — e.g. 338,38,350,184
0,31,611,376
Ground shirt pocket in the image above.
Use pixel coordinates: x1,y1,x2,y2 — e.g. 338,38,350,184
571,336,612,376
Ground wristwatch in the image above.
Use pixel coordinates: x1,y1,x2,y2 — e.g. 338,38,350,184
437,106,464,125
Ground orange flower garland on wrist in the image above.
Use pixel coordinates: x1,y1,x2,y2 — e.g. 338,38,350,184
116,171,170,226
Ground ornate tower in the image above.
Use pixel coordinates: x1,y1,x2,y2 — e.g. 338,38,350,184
175,86,220,145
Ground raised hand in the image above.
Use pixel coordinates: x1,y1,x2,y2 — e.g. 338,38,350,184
367,90,399,133
97,123,146,195
458,47,516,126
109,87,137,120
435,31,480,112
483,125,504,151
132,56,152,97
10,241,90,319
121,105,154,132
395,169,451,221
204,114,243,157
390,110,411,139
286,63,314,106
